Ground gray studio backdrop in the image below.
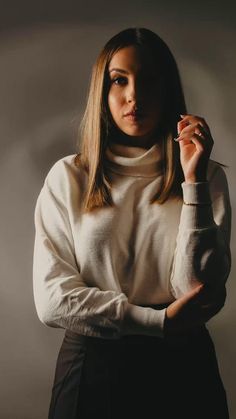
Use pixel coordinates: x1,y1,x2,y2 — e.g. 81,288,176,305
0,2,235,418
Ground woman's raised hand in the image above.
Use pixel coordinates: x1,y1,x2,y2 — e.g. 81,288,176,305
174,114,214,183
164,283,226,339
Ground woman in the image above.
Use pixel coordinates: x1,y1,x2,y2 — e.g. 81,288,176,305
33,27,231,418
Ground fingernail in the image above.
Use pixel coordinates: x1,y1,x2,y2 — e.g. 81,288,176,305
173,134,180,141
180,114,186,118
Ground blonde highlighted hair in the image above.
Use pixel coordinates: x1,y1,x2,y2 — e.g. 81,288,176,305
74,27,225,213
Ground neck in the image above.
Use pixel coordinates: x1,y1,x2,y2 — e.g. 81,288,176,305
104,138,163,178
109,128,162,149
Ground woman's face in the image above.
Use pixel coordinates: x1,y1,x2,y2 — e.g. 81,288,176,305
107,45,161,142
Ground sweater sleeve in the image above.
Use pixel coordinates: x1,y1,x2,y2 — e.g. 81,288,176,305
169,163,231,299
33,171,167,339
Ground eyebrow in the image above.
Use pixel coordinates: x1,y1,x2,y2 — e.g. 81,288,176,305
109,68,129,74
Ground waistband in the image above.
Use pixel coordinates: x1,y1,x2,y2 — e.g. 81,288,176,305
64,322,208,348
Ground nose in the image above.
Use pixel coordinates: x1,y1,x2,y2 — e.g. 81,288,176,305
127,79,143,104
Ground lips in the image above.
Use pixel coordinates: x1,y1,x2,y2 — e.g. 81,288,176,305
124,110,144,117
124,112,145,122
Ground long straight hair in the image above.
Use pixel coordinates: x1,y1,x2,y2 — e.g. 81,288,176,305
74,27,223,213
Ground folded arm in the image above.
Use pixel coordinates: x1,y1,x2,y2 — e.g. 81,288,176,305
169,163,231,300
33,172,167,339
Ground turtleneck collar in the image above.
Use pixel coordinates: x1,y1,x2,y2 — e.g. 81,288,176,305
104,141,163,178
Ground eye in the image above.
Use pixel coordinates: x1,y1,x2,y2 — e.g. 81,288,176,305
110,76,127,85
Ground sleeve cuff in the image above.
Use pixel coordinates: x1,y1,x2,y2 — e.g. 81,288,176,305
181,182,215,229
182,181,212,204
121,302,167,338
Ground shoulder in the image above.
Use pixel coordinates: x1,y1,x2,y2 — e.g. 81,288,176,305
43,154,87,199
45,154,79,180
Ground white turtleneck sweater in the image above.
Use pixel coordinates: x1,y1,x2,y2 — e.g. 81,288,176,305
32,142,231,339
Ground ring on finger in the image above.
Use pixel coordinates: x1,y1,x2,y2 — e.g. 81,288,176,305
197,126,207,138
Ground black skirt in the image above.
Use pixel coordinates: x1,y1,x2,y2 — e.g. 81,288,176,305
48,325,229,419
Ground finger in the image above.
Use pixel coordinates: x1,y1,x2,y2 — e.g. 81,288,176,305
180,114,209,128
177,123,213,145
177,119,190,136
178,133,206,153
178,115,211,137
175,125,211,147
177,122,204,139
177,284,205,308
179,132,213,156
185,123,210,137
198,125,214,147
198,123,212,138
180,114,196,122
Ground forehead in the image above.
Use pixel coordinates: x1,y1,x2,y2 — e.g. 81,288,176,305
108,45,157,74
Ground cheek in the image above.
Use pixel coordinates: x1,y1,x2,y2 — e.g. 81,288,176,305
108,89,123,114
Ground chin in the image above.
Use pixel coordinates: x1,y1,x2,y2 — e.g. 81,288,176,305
113,121,155,138
124,129,153,138
119,125,150,137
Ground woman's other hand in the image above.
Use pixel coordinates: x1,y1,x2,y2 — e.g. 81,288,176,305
164,283,226,338
175,114,214,183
